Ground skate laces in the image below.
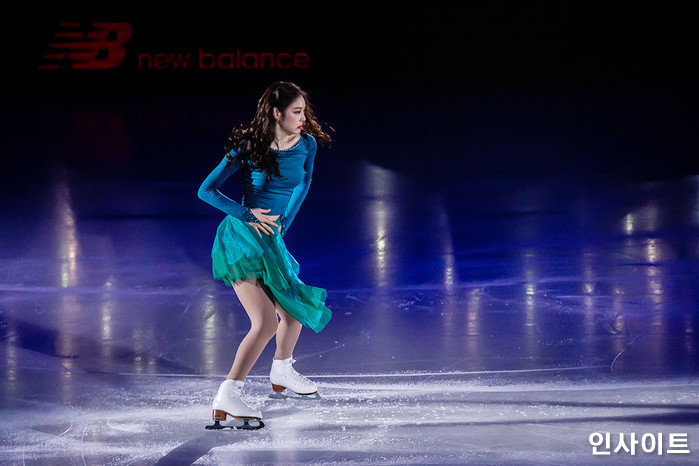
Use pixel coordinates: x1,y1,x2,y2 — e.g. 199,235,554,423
282,359,311,383
224,380,244,397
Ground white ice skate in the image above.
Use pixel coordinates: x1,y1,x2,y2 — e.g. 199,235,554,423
269,357,319,399
206,379,264,430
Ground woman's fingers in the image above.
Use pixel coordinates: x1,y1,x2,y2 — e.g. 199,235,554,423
250,208,278,227
260,214,278,227
250,221,276,236
248,208,280,234
258,219,277,232
253,224,268,236
251,208,271,215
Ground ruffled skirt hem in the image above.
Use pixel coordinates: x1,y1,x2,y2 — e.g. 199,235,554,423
210,215,331,333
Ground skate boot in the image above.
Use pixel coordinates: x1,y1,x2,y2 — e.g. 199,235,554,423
208,379,263,429
270,357,318,396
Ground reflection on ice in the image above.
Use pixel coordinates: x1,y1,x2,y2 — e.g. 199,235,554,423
53,175,79,289
0,142,697,463
1,374,697,464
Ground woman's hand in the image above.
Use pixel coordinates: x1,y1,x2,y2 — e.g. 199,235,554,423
248,208,280,236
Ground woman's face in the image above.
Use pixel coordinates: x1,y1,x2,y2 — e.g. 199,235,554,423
275,96,306,136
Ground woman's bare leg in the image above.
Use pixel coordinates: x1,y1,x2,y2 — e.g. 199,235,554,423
269,303,317,395
274,304,303,360
226,279,279,380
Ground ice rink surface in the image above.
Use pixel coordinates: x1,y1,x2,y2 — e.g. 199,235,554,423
1,89,698,464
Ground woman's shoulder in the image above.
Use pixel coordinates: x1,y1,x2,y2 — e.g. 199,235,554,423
300,132,317,150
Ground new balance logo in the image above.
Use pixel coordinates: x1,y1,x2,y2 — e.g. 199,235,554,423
38,22,133,70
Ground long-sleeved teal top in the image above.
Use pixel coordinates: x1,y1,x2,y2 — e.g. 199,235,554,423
198,132,316,235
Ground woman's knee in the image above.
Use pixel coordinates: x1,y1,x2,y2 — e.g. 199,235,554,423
249,319,278,340
278,317,302,333
276,306,301,326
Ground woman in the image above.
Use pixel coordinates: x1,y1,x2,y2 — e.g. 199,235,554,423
198,81,332,424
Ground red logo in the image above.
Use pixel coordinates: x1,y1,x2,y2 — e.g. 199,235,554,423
38,22,133,70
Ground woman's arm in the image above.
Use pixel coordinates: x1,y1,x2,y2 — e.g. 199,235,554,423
197,155,259,223
280,136,317,235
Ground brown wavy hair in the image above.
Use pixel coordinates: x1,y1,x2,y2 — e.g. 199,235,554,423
224,81,332,178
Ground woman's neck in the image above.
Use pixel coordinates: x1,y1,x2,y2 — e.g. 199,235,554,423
272,131,300,151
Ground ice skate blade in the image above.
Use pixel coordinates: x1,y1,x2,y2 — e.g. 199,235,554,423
205,419,265,430
269,391,321,400
212,409,262,421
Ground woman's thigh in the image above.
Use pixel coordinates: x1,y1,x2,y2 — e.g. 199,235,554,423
233,279,278,331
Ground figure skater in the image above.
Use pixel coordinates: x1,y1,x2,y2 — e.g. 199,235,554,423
198,81,332,425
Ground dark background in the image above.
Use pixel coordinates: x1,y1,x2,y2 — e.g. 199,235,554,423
2,2,698,184
8,3,699,91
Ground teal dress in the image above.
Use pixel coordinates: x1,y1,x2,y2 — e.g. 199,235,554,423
198,133,331,333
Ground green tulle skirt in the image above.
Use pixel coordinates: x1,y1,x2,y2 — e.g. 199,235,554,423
210,215,331,333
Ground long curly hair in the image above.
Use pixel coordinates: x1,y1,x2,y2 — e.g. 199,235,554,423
224,81,332,178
